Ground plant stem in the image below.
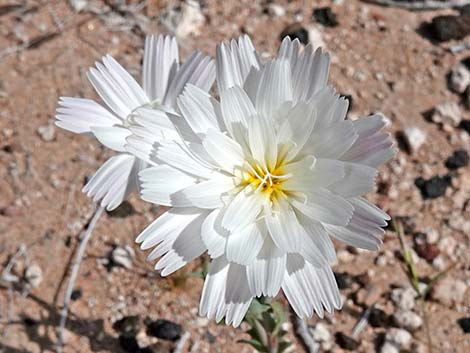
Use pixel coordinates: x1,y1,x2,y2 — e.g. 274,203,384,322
56,205,104,353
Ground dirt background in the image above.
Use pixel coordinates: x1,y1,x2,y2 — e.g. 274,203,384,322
0,0,469,352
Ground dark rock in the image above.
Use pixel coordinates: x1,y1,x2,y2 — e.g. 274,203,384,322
460,120,470,134
313,7,338,27
460,4,470,16
71,288,82,301
335,332,360,350
334,272,354,290
113,316,141,338
415,175,451,199
457,317,470,333
107,201,136,218
23,316,38,327
414,243,440,262
428,15,470,42
445,149,469,170
146,319,182,341
355,272,371,287
119,335,139,353
280,23,309,45
368,308,389,328
340,94,353,113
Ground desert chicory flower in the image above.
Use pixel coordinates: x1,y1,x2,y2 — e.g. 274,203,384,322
130,35,396,326
55,35,215,210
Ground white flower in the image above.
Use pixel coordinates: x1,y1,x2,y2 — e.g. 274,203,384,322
130,35,396,326
55,35,215,210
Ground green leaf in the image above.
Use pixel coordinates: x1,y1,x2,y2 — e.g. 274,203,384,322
238,339,268,352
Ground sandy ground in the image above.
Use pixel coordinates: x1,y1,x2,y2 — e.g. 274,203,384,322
0,0,469,352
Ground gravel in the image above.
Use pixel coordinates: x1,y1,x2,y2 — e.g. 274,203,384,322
415,175,451,199
390,286,416,311
449,64,470,94
146,319,182,341
431,278,467,307
312,322,333,351
431,101,462,127
111,245,135,270
393,310,423,332
402,127,426,154
36,124,55,142
25,264,43,288
445,149,469,170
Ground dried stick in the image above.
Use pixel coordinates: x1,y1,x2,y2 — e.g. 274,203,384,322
293,316,319,353
56,205,104,353
363,0,470,10
173,331,191,353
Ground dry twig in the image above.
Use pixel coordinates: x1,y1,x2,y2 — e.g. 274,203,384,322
56,205,104,353
363,0,470,10
293,316,319,353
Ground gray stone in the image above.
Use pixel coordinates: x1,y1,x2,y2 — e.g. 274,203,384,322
175,0,205,38
25,264,43,288
403,127,426,154
393,310,423,331
431,277,467,307
385,328,412,349
311,322,333,351
37,124,55,142
431,101,462,127
448,64,470,94
390,286,416,311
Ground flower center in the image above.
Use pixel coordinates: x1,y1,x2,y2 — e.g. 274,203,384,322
242,162,291,199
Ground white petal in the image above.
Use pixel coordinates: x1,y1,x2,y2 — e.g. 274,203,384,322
255,59,293,119
248,114,277,169
130,107,181,142
201,209,227,259
297,212,337,263
199,257,252,327
282,157,345,192
221,189,263,232
202,129,244,173
139,165,196,206
87,55,148,119
90,125,131,152
143,35,179,101
303,120,358,159
220,86,256,137
177,84,221,136
265,197,328,267
164,51,215,107
328,162,377,197
171,175,235,209
276,101,316,160
155,211,207,276
226,223,264,265
292,187,353,226
246,236,286,297
82,154,138,211
153,140,215,178
282,255,341,319
341,114,396,168
278,37,330,103
136,208,203,249
216,35,261,91
55,97,121,134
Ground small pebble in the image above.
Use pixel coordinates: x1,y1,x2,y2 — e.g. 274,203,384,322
393,310,423,332
390,286,416,311
119,335,139,353
313,7,338,27
428,14,470,42
335,332,359,351
37,124,55,142
71,288,82,301
267,4,285,17
312,322,333,351
431,277,467,307
334,272,354,290
415,175,451,199
368,307,389,328
384,328,412,350
146,319,182,341
414,243,440,262
431,101,462,127
448,64,470,94
113,316,141,337
25,264,43,288
457,317,470,333
280,23,309,45
445,149,469,170
402,127,426,154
